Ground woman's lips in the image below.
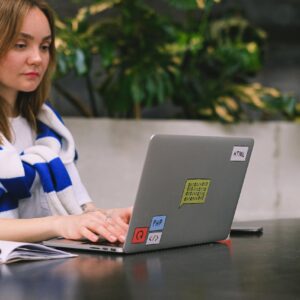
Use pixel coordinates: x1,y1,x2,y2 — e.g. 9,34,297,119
24,72,40,78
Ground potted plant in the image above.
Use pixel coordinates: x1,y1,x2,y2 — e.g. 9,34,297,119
53,0,299,121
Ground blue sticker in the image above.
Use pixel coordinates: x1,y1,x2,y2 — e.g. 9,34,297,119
150,216,166,232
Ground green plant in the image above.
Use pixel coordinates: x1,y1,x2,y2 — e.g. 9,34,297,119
95,0,177,118
168,3,298,121
53,0,299,121
54,1,122,116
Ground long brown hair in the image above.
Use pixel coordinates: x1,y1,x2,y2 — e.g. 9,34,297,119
0,0,56,143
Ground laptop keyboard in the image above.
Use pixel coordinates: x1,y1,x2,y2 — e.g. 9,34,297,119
81,240,123,247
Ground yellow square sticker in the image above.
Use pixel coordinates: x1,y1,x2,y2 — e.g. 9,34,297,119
179,179,211,207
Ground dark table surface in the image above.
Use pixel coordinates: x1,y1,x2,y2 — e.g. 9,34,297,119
1,218,300,300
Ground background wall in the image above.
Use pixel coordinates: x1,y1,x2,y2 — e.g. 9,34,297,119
65,119,300,221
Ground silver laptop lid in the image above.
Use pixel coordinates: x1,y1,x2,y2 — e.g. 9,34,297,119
124,134,254,253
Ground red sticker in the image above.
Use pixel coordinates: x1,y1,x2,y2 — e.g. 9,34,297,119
132,227,148,244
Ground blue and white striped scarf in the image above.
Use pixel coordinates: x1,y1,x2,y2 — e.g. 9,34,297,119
0,104,83,218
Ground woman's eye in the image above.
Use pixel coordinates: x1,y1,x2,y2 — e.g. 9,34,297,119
15,43,26,49
41,44,50,51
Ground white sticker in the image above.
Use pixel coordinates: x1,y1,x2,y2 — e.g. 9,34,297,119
230,146,249,161
146,232,162,245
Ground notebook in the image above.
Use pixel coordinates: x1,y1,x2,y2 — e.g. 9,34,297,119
43,134,254,254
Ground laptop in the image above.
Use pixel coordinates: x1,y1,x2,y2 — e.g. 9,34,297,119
43,134,254,254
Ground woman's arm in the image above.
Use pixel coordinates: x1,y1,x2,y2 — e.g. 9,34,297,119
0,216,60,243
0,207,133,243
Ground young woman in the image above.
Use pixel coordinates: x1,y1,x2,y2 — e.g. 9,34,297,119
0,0,132,243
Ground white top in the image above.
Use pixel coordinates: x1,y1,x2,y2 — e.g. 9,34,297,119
6,116,92,218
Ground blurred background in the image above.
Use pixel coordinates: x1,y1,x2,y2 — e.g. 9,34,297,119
43,0,300,220
46,0,300,123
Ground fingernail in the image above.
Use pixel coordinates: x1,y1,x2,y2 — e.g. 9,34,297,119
120,235,126,243
92,236,99,242
110,235,117,242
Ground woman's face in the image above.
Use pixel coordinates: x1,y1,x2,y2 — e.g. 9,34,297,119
0,7,52,103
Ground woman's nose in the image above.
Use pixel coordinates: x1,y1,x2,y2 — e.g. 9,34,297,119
27,47,43,65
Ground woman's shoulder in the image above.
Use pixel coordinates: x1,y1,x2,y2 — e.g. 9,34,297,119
42,102,65,124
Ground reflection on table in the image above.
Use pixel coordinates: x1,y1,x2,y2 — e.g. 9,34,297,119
1,219,300,300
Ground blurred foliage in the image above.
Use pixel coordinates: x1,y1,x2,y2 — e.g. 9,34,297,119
54,0,300,121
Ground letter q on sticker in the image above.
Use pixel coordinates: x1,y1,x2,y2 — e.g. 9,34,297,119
230,146,248,161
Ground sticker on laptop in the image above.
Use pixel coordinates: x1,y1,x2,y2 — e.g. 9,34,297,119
230,146,249,161
146,232,163,245
179,179,211,208
132,227,149,244
150,216,166,232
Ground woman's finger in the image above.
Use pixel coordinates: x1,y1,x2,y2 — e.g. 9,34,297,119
104,218,127,242
79,226,99,242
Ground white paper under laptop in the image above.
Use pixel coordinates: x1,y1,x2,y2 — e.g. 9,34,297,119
43,134,254,254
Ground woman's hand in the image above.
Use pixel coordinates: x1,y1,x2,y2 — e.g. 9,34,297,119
103,207,133,229
54,207,133,243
